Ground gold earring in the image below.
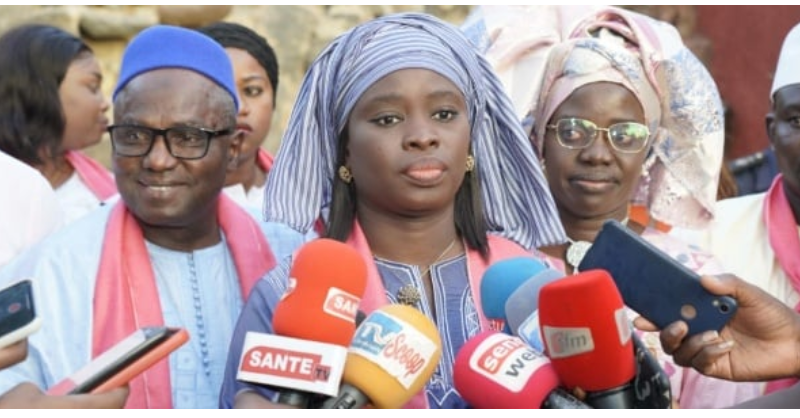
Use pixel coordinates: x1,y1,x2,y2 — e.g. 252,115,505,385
465,155,475,172
338,165,353,183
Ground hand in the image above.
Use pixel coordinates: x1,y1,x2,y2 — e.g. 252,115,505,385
0,383,129,409
0,340,27,370
635,274,800,382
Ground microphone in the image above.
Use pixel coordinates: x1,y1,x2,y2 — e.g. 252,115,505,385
322,304,442,409
538,269,635,409
453,331,591,409
480,257,547,331
504,268,565,351
630,332,673,409
355,310,367,327
237,238,368,407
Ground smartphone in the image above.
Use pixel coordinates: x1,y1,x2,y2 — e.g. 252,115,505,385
578,220,737,337
47,326,189,395
0,280,41,350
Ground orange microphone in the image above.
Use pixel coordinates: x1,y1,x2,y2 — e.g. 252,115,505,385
238,238,367,407
273,238,367,346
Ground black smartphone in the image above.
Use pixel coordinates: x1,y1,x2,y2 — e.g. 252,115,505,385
48,326,188,395
0,280,41,349
578,220,737,337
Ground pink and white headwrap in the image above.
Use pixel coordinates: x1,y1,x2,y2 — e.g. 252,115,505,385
464,6,725,229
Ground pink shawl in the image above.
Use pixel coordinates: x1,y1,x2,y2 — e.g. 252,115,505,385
256,148,274,173
346,221,532,408
92,196,276,408
764,174,800,394
65,150,117,200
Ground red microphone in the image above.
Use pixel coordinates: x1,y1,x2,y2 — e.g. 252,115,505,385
237,238,367,407
538,269,635,408
453,331,590,409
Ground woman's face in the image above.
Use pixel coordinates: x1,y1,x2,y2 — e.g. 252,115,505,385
228,47,274,166
541,82,650,221
59,52,109,151
345,68,471,218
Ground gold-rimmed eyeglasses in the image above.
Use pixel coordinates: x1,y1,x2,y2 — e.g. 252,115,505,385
546,117,650,154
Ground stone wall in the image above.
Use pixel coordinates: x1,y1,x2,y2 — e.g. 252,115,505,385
1,6,712,167
0,5,472,166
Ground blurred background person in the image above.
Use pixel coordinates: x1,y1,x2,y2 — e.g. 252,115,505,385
672,21,800,397
198,22,279,213
0,24,116,225
0,150,62,268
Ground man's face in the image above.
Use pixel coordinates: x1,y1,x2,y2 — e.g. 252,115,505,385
112,69,240,231
768,84,800,197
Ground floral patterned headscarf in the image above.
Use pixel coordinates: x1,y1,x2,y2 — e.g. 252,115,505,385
465,6,724,228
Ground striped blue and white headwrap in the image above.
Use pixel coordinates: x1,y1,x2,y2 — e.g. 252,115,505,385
264,12,565,250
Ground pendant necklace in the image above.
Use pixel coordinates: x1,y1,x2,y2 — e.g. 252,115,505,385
396,238,457,306
565,217,628,273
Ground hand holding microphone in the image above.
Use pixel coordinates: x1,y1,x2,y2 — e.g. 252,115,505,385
322,304,442,409
236,239,367,408
453,331,590,408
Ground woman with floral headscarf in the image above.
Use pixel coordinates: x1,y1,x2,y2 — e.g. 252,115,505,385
219,12,565,408
469,5,762,408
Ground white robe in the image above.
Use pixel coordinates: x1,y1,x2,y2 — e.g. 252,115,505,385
0,151,62,267
671,192,800,398
0,204,308,408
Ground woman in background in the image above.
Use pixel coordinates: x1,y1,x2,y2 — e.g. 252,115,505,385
0,24,115,224
198,22,279,213
468,6,762,408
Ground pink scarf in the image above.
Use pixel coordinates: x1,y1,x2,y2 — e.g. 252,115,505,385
347,221,531,408
256,149,274,173
764,174,800,394
65,150,117,200
93,196,276,408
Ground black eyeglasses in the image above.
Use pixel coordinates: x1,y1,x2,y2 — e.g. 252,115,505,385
107,125,234,160
546,117,650,154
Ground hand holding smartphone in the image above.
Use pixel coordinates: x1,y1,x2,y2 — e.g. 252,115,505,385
47,326,188,396
578,220,738,337
0,280,41,351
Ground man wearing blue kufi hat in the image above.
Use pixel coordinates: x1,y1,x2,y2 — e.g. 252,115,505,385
0,25,307,409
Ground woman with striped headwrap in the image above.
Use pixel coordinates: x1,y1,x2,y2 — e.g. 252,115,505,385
198,22,279,213
219,12,565,408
